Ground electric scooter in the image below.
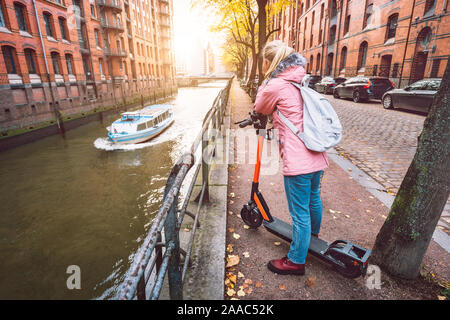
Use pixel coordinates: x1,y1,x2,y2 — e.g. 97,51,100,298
235,112,371,278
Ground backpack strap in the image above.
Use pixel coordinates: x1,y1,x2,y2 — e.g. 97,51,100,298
275,80,305,140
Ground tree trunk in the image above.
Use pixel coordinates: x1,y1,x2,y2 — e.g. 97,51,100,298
370,59,450,279
256,0,268,85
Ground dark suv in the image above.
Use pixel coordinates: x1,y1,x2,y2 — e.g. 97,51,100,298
333,77,395,102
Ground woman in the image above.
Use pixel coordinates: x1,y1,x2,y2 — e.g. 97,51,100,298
254,40,329,276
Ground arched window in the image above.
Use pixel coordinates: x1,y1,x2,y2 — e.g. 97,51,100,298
2,45,18,74
340,47,347,71
65,54,74,75
58,17,68,41
363,0,373,29
14,2,29,32
316,53,321,72
330,0,337,18
43,12,55,38
0,0,10,29
357,41,368,70
51,52,61,74
309,55,314,73
326,53,333,75
24,48,37,74
386,14,398,41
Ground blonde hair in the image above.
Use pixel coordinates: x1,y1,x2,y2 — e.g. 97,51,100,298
263,40,295,80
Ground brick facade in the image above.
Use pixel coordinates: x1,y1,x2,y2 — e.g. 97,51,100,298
0,0,176,131
270,0,449,87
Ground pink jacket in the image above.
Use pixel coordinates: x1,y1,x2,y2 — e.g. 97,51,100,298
254,64,329,176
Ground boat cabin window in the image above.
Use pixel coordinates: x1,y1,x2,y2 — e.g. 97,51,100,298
121,114,135,121
146,120,154,127
137,123,147,131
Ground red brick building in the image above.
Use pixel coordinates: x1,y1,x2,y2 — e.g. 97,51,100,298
270,0,449,87
0,0,176,131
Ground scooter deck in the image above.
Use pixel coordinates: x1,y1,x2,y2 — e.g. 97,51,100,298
263,217,329,257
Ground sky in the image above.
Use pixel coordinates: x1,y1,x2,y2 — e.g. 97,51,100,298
173,0,225,70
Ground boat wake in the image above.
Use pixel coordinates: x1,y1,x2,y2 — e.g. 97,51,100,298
93,137,162,151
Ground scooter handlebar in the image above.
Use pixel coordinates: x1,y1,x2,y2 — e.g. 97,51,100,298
238,118,254,128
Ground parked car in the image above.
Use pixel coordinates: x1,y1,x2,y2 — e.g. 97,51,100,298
333,76,395,102
381,78,441,113
315,77,347,94
307,75,322,90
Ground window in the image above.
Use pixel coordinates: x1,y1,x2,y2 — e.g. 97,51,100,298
65,54,74,74
424,0,436,15
340,47,347,71
309,55,314,73
94,29,100,47
358,41,368,70
90,4,96,18
430,59,441,78
330,0,337,18
363,1,373,29
0,0,8,29
59,17,68,40
43,12,54,38
386,14,398,41
320,3,324,20
316,53,321,72
99,58,104,75
2,45,17,74
137,123,147,131
425,79,441,91
24,48,37,74
344,15,350,35
329,25,336,44
14,2,28,32
51,52,61,74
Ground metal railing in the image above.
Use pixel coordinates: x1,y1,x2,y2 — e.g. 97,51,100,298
117,77,233,300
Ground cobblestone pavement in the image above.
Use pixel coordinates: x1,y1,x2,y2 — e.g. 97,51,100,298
329,95,449,237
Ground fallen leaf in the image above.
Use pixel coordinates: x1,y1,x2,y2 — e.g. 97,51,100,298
229,200,234,204
329,209,336,213
227,273,237,284
381,215,387,219
244,279,253,285
255,281,264,288
437,295,446,300
237,289,246,297
243,251,250,258
228,211,233,215
233,233,240,240
238,272,245,278
243,225,249,229
279,284,286,291
183,228,190,232
226,244,233,253
228,227,234,233
244,287,253,295
226,255,240,268
366,210,371,213
333,215,337,219
306,277,316,288
230,192,235,198
226,288,236,296
345,214,350,219
274,241,281,246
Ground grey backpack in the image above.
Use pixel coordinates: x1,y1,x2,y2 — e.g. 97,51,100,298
276,77,342,152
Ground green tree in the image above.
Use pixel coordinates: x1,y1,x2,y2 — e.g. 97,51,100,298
371,59,450,279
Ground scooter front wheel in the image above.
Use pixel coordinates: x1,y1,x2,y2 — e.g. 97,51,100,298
241,205,263,229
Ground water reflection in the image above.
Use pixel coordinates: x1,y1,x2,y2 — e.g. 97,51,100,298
0,81,227,299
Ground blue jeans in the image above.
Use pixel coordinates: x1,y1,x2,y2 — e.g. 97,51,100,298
284,171,323,264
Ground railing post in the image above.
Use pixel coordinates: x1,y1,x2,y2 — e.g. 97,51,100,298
136,274,146,300
163,165,183,300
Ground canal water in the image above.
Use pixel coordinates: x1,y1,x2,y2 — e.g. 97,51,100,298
0,81,228,299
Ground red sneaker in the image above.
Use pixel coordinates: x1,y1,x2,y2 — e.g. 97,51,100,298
267,257,305,275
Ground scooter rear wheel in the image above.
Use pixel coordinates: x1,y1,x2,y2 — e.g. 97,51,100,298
241,205,263,229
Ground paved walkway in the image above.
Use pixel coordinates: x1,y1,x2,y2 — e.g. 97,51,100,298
224,78,448,300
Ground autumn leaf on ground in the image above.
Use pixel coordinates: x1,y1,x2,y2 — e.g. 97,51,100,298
255,281,264,288
306,277,316,288
244,278,253,285
238,271,245,278
226,244,233,253
230,192,235,198
329,209,336,214
243,251,250,258
226,288,236,297
243,225,249,229
229,200,234,204
226,273,237,284
345,214,350,218
278,284,286,291
233,233,240,240
274,241,281,246
226,255,240,268
228,227,234,233
237,289,246,297
228,211,233,215
244,287,253,295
